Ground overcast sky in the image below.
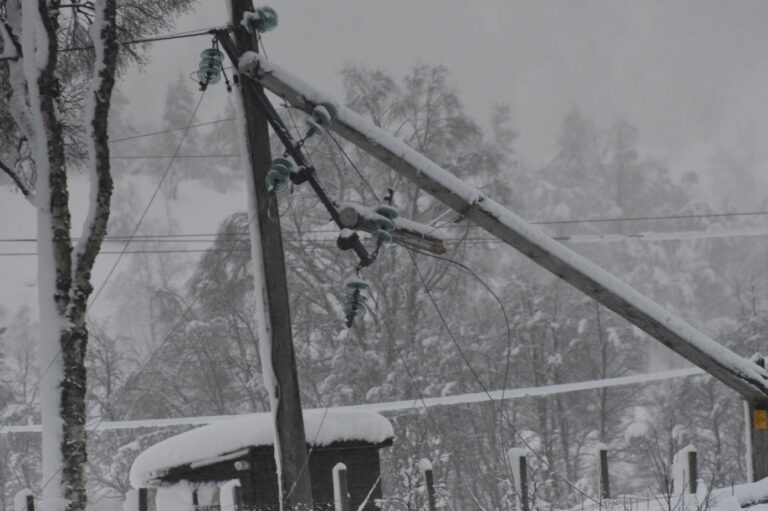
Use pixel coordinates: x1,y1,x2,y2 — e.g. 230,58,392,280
3,1,768,320
127,1,768,168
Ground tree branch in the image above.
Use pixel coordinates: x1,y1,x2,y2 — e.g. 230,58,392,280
0,18,19,60
71,0,118,313
0,159,35,203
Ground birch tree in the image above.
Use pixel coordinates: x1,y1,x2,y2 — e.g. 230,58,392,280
0,1,188,510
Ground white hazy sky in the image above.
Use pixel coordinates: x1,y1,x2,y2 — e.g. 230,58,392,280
3,1,768,320
127,1,768,168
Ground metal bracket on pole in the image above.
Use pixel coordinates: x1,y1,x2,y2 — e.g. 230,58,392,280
213,30,374,268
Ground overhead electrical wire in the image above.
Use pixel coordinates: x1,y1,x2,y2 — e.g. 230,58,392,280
327,137,509,507
327,122,600,505
61,26,224,52
0,92,211,455
88,91,208,309
109,118,236,144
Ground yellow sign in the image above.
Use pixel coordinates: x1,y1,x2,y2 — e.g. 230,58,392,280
755,410,768,430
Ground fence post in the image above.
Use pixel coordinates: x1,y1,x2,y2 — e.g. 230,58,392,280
419,458,437,511
221,480,242,511
507,449,529,511
596,443,610,500
14,489,34,511
333,462,350,511
672,444,698,495
688,450,698,495
138,488,149,511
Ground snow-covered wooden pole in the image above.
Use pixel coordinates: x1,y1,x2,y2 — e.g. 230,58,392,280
332,463,350,511
747,356,768,482
226,3,314,509
506,449,529,511
237,52,768,403
596,444,610,500
220,480,242,511
673,445,698,495
419,459,437,511
14,489,34,511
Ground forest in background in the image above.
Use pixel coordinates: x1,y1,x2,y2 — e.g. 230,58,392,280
0,62,767,510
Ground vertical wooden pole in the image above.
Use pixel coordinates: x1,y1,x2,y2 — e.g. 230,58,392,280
220,480,242,511
419,459,437,511
748,398,768,481
687,450,697,495
14,490,34,511
507,449,529,511
597,445,610,500
518,456,529,511
333,463,350,511
138,488,148,511
227,3,313,509
234,486,243,510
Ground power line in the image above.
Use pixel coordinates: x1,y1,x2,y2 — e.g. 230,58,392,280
3,223,768,241
2,231,768,244
110,153,239,159
530,209,768,225
325,122,594,502
0,92,213,455
407,248,601,505
88,91,208,309
110,117,236,144
5,225,768,252
60,27,224,53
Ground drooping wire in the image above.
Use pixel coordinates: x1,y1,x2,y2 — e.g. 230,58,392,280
406,249,601,505
88,91,207,310
327,130,379,203
109,117,236,144
327,121,598,504
59,26,227,52
392,340,488,510
0,92,210,450
323,129,495,507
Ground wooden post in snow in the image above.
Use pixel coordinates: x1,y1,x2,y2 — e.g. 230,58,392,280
419,459,437,511
507,449,529,511
14,490,34,511
688,450,698,495
596,444,610,500
333,463,350,511
138,488,148,511
749,399,768,481
226,3,314,509
673,445,698,495
748,356,768,481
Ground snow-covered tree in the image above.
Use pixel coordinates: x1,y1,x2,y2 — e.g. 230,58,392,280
0,2,193,510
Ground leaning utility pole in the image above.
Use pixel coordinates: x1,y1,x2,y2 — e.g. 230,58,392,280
238,52,768,481
227,2,314,508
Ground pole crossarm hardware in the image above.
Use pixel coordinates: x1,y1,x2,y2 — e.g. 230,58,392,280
338,202,447,255
213,30,374,269
238,52,768,401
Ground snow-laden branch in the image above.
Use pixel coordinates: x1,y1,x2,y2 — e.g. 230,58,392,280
3,4,35,146
0,158,35,203
0,18,19,60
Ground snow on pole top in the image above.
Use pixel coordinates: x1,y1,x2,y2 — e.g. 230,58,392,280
129,409,393,488
418,458,433,473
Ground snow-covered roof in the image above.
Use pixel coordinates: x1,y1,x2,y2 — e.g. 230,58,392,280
129,409,394,488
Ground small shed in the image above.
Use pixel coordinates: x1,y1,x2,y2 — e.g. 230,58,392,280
129,409,394,510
